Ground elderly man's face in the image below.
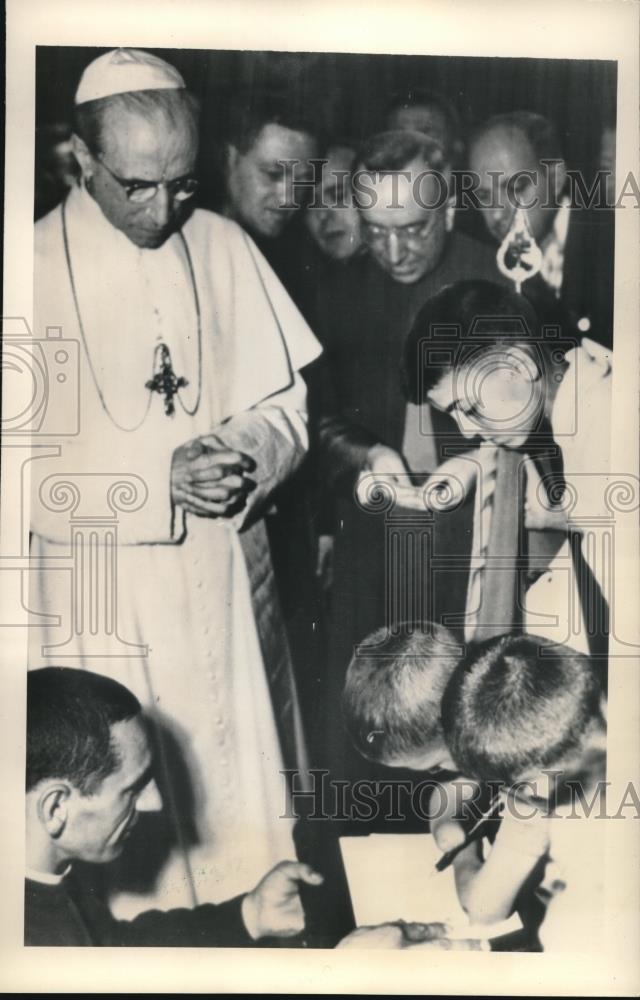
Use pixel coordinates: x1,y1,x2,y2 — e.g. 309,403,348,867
226,123,318,239
86,107,198,249
470,126,561,246
358,157,451,284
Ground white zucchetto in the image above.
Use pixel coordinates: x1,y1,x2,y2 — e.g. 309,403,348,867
75,48,185,105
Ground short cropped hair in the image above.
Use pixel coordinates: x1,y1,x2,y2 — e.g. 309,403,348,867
342,623,461,764
355,129,449,177
225,87,318,154
384,86,461,153
471,111,564,165
73,88,200,156
27,667,141,794
402,279,541,403
441,634,604,785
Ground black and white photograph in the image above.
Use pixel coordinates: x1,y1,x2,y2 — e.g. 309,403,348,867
2,0,639,994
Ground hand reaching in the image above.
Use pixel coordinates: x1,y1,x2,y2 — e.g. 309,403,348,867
241,860,323,940
356,448,479,513
356,444,417,510
336,920,486,950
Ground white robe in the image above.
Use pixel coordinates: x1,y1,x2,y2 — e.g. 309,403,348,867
28,185,322,915
524,338,612,652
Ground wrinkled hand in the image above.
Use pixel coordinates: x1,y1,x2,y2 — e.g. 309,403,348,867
336,920,486,950
241,861,324,940
171,437,256,518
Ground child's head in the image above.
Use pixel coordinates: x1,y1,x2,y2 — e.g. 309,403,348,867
342,623,461,770
441,633,606,795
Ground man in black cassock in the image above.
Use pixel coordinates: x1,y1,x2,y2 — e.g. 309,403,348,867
25,667,323,947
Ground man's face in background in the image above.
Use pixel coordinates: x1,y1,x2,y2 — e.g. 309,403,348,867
386,104,450,153
305,145,362,261
357,158,453,284
226,123,318,239
79,104,199,250
470,125,564,246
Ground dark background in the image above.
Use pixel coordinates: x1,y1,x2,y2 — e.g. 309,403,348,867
35,46,617,213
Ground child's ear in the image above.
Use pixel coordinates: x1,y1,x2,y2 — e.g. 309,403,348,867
37,783,71,839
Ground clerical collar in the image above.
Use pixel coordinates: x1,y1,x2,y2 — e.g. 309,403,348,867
26,864,72,886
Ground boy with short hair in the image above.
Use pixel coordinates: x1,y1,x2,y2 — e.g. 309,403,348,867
441,633,607,949
342,622,461,773
342,622,479,853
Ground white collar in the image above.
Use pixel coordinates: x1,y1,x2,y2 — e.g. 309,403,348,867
26,864,72,886
541,196,571,254
67,181,142,255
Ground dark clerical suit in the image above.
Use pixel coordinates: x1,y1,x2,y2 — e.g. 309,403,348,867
25,874,253,947
310,231,501,785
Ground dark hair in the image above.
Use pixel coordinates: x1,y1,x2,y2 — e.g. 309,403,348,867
27,667,141,794
441,634,604,785
471,111,564,165
384,86,461,154
355,129,449,176
224,87,318,154
73,87,200,157
402,279,540,403
342,623,461,764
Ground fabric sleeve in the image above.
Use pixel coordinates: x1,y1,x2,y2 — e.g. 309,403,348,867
308,355,381,499
116,894,254,947
210,372,310,532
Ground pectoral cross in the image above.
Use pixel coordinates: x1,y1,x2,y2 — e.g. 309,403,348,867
145,342,188,417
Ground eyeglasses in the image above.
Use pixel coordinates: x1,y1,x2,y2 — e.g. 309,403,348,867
94,154,198,204
362,218,436,247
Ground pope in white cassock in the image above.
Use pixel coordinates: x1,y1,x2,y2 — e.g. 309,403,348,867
28,49,322,917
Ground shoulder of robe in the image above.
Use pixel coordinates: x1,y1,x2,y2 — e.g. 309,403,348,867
182,208,251,260
34,200,64,256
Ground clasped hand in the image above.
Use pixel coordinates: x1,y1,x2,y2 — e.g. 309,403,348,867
171,435,256,517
